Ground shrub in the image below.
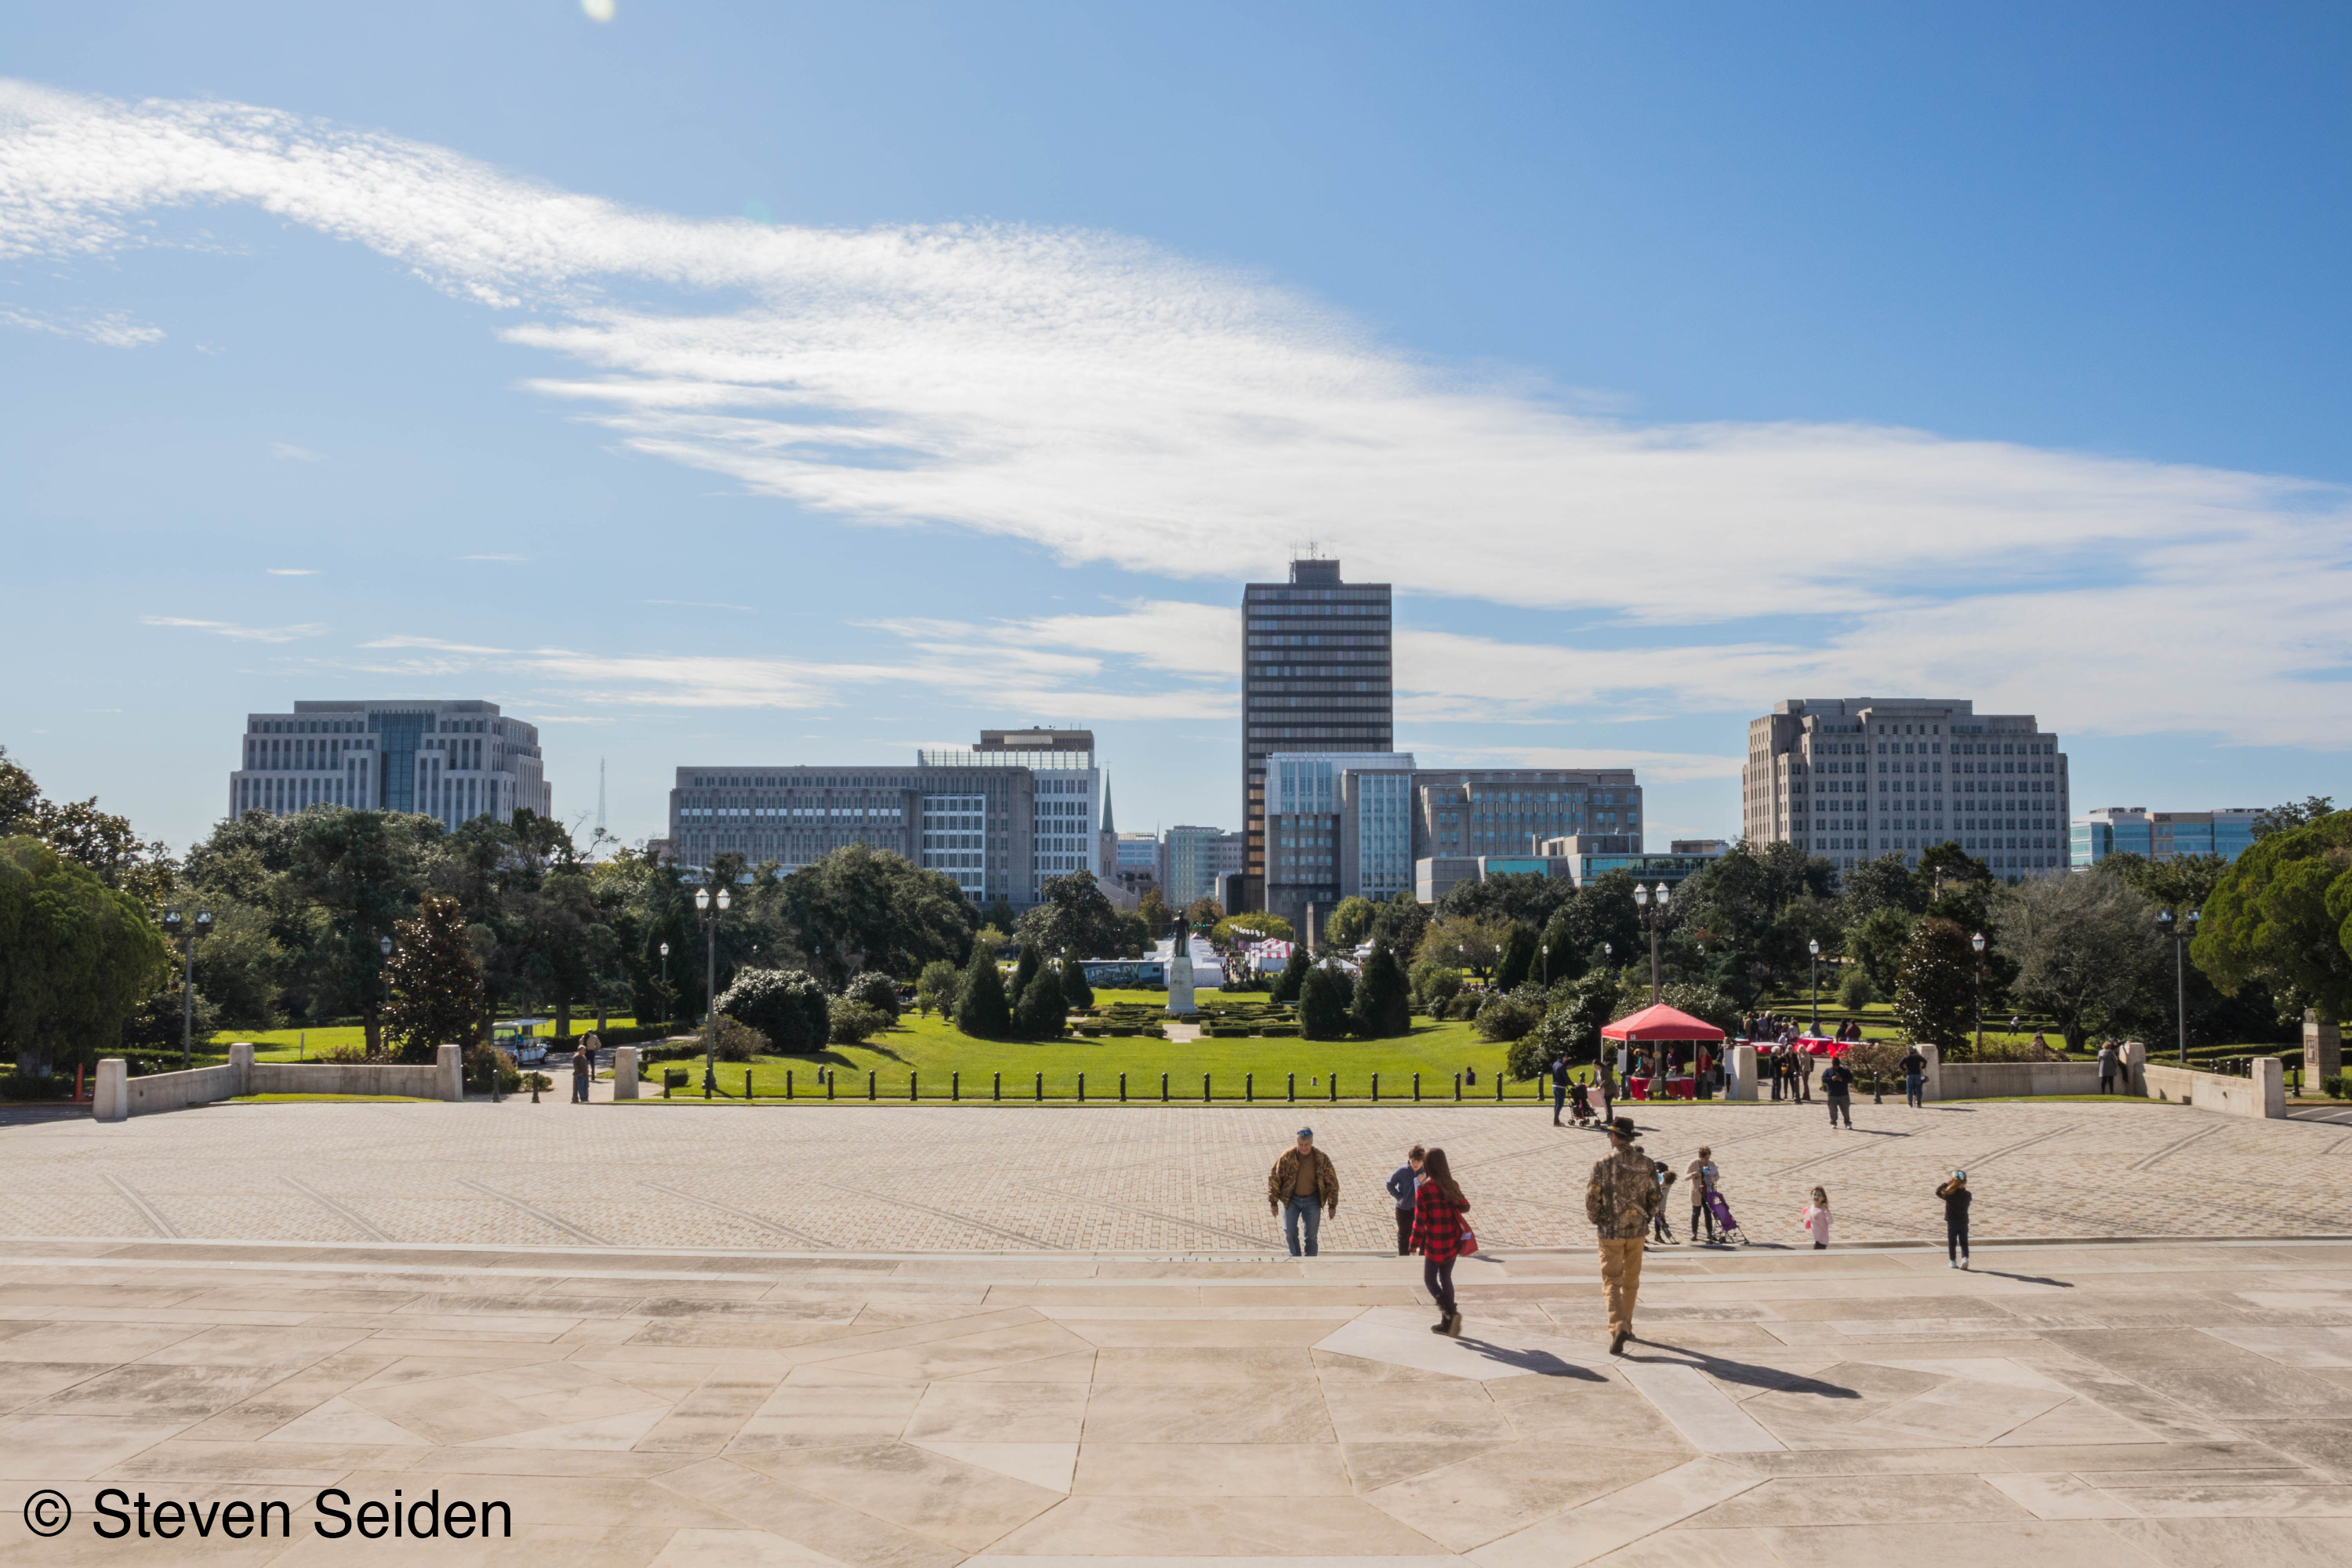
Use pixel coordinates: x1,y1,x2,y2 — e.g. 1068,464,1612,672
1837,969,1878,1011
845,971,901,1021
1271,949,1311,1004
1298,965,1356,1040
955,947,1011,1039
713,968,830,1054
0,1072,74,1102
828,1000,888,1046
1352,944,1413,1039
1410,960,1464,1014
1474,987,1546,1044
463,1042,523,1094
1060,960,1095,1010
916,959,962,1018
711,1014,768,1062
2324,1073,2347,1098
1013,965,1068,1040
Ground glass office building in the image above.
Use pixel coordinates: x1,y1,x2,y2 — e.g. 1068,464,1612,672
2072,808,2259,869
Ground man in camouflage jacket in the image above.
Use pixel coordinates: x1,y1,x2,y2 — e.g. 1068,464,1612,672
1586,1116,1663,1354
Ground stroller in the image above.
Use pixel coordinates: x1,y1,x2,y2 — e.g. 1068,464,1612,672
1702,1185,1750,1247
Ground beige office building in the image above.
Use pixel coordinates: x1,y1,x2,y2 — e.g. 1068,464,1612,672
1744,698,2070,876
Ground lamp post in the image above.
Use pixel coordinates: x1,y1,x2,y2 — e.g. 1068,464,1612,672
1631,881,1670,1004
1808,938,1820,1037
659,941,670,1024
161,909,214,1070
2157,908,2198,1064
375,934,393,1058
1969,931,1986,1057
1541,943,1549,989
695,883,732,1096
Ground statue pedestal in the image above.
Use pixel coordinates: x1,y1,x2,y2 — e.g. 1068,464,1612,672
1167,955,1196,1017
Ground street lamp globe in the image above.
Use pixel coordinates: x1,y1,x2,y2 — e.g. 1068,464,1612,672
1971,931,1986,955
1632,884,1649,909
378,935,392,957
1654,883,1671,909
1808,938,1820,957
163,910,183,937
659,942,669,958
2154,909,2171,932
716,887,732,913
695,887,710,913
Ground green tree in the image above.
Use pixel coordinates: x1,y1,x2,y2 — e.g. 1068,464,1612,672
1323,896,1377,949
0,837,169,1076
1271,947,1311,1004
285,809,438,1052
1013,962,1068,1040
1185,896,1224,930
1514,972,1621,1078
1893,916,1977,1051
1135,887,1174,939
1837,969,1877,1011
1838,853,1926,920
955,947,1011,1039
713,968,830,1053
2195,809,2352,1021
1298,964,1355,1040
1015,869,1124,960
1437,870,1576,928
1370,890,1429,956
1846,906,1918,996
827,1000,889,1045
780,844,977,987
1214,911,1293,944
383,895,488,1062
1494,922,1537,991
1010,941,1042,1009
1994,869,2164,1051
916,958,962,1018
1408,958,1462,1014
1351,944,1412,1038
2252,795,2336,840
1059,959,1094,1011
1417,913,1513,978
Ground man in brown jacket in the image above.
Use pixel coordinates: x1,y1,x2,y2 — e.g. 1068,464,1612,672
1586,1116,1663,1355
1269,1127,1339,1258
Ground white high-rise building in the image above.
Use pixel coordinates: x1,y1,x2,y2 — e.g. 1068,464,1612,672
1744,697,2069,876
229,699,550,830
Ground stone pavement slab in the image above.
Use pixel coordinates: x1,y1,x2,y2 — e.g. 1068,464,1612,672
4,1098,2350,1252
0,1236,2347,1563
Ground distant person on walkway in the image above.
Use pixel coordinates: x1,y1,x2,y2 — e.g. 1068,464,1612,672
1569,1076,1595,1126
1269,1127,1339,1258
1822,1055,1854,1128
1597,1056,1617,1123
1901,1044,1927,1109
1651,1161,1678,1244
1410,1147,1472,1337
1769,1044,1784,1102
1796,1049,1816,1104
1588,1116,1663,1355
1386,1144,1426,1256
1937,1169,1972,1269
1686,1145,1719,1244
1801,1186,1831,1250
2097,1041,2119,1094
1551,1054,1570,1126
572,1038,594,1103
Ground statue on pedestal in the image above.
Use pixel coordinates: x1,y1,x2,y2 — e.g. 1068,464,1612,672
1167,919,1197,1017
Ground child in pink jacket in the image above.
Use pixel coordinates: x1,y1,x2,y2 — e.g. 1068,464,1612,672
1801,1186,1831,1250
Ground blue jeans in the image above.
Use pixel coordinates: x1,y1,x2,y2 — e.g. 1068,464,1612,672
1904,1073,1923,1108
1283,1196,1324,1257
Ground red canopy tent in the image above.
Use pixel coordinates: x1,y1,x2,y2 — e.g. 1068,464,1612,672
1602,1004,1725,1101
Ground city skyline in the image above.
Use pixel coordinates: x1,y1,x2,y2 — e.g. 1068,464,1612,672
5,7,2348,858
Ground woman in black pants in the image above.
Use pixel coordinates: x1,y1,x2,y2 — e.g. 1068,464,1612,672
1936,1169,1971,1269
1410,1148,1472,1336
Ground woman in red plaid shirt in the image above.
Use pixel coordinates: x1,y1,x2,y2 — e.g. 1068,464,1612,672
1410,1147,1472,1337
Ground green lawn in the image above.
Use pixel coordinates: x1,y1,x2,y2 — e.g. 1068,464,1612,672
634,1005,1540,1103
198,1018,646,1064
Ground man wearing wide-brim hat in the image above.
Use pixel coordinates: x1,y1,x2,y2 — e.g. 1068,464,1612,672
1586,1116,1663,1355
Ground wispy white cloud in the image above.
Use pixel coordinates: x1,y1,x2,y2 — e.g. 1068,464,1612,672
269,441,323,462
9,81,2350,748
143,615,321,643
0,303,162,346
265,567,318,576
358,635,511,655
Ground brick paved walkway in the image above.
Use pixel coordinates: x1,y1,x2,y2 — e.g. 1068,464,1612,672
4,1097,2347,1252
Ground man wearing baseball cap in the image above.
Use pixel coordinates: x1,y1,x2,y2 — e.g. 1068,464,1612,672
1269,1127,1340,1258
1586,1116,1663,1355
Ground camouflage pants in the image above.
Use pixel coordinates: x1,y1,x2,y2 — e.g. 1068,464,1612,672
1598,1237,1645,1337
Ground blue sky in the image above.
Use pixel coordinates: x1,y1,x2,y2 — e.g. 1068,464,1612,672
3,2,2347,856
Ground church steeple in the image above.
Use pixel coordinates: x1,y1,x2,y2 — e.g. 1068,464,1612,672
1099,775,1116,834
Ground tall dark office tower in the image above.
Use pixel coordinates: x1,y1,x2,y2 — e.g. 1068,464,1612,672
1237,558,1393,913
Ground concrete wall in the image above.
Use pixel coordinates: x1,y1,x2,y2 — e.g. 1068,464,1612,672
612,1046,640,1100
94,1042,464,1121
1934,1059,2104,1099
2145,1058,2285,1119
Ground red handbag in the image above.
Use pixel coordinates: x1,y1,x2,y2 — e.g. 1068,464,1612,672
1458,1222,1479,1255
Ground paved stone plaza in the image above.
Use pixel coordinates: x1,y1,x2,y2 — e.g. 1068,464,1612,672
5,1101,2352,1564
1,1098,2347,1250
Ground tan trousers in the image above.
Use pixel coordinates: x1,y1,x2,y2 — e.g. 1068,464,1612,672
1598,1236,1646,1337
